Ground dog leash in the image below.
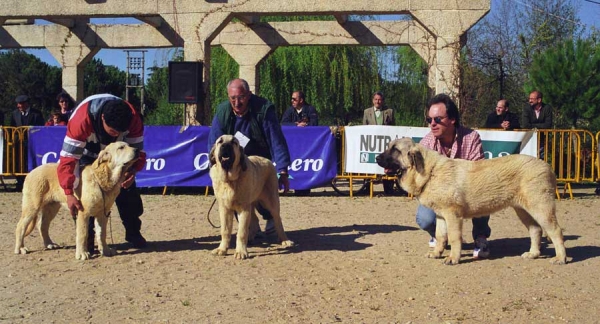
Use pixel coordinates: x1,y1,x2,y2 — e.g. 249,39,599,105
206,198,220,228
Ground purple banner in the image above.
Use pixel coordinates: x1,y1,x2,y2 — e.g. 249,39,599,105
27,126,337,189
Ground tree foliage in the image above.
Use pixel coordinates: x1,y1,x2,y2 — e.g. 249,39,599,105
0,49,62,123
527,38,600,128
463,0,583,128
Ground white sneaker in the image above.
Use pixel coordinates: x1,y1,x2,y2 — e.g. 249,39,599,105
428,237,437,248
473,236,490,259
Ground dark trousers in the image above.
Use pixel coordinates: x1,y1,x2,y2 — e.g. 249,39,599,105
88,182,144,237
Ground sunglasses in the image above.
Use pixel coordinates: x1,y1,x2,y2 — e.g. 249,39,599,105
291,97,299,102
425,116,447,124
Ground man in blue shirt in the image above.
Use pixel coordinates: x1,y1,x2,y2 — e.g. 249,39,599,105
208,78,291,236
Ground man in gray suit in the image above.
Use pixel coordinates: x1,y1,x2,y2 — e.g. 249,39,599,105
363,91,394,126
362,91,396,195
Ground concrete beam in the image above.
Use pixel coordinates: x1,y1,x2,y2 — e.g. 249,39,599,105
136,16,163,28
0,0,489,18
334,15,348,25
237,15,259,25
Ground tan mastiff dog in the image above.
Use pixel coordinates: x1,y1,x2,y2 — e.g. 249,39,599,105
209,135,294,259
377,137,567,265
15,141,139,260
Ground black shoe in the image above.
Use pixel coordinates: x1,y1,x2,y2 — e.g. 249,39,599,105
125,233,147,248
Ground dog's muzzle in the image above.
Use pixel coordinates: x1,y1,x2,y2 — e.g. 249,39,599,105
376,152,403,176
218,143,235,171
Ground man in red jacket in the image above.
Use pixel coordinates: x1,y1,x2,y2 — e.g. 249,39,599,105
57,94,147,252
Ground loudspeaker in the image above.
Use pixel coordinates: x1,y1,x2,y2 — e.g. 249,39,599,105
168,61,203,104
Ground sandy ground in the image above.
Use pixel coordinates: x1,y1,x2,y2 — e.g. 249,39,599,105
1,183,600,324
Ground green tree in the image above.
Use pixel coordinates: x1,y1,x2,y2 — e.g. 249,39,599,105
0,49,62,122
83,58,127,98
527,38,600,129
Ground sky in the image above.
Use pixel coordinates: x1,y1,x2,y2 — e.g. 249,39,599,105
21,0,600,81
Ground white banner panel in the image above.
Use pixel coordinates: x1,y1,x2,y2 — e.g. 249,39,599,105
343,126,537,174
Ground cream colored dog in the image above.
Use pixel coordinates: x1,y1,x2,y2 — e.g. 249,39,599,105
15,141,139,260
209,135,294,259
377,137,567,265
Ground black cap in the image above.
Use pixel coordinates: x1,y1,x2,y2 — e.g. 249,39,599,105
15,95,29,103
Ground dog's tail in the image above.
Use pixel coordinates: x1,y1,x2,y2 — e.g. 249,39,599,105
24,215,37,237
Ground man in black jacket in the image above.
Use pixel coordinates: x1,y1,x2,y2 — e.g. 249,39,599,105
9,95,45,191
484,99,520,130
10,95,45,127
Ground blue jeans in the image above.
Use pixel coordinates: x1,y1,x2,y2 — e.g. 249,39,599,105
416,204,491,240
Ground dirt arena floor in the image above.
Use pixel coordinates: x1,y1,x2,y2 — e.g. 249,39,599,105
1,183,600,324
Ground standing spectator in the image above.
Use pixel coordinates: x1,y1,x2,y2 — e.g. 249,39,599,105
523,90,553,158
363,91,396,195
208,79,291,237
363,91,394,126
10,95,45,127
56,92,76,122
45,111,68,126
10,95,45,191
281,91,318,127
58,94,147,253
281,90,318,196
417,93,491,259
484,99,520,130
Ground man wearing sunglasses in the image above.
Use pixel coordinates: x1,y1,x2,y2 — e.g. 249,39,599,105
281,90,318,197
417,94,492,259
281,91,318,127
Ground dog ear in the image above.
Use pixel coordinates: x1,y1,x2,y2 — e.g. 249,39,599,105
96,150,111,167
209,144,217,166
409,148,425,174
239,147,248,172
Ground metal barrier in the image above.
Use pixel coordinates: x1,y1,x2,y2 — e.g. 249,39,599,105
1,127,29,187
2,126,599,198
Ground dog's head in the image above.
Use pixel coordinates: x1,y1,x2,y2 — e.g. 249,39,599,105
376,137,424,177
209,135,247,172
96,141,139,175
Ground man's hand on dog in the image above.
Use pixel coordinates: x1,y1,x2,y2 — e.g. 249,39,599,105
67,194,83,217
122,170,136,189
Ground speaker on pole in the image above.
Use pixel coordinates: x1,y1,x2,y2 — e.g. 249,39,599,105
168,61,204,104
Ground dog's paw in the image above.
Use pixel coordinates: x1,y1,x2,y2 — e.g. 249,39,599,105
521,251,541,259
234,250,249,260
211,248,227,256
76,251,91,260
443,256,459,265
281,240,295,248
427,251,442,259
100,247,116,257
549,257,567,265
15,247,29,255
45,243,60,250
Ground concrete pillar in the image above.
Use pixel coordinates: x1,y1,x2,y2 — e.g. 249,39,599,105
162,12,230,125
411,8,488,98
220,44,275,93
45,24,99,102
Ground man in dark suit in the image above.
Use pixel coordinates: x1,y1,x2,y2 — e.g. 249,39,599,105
10,95,45,127
9,95,45,191
363,91,397,195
